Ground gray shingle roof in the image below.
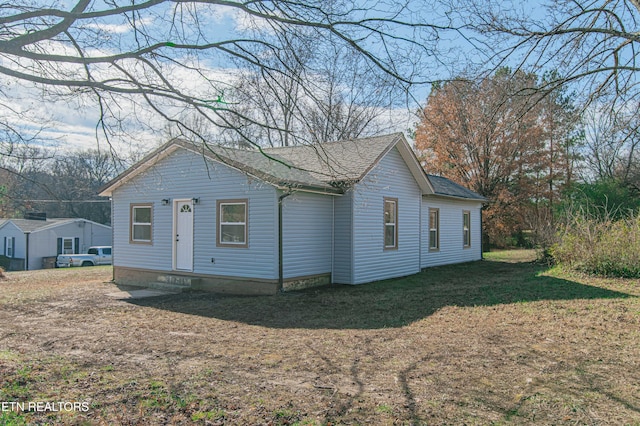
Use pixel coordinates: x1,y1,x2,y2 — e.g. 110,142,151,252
179,133,403,193
427,174,486,201
101,132,485,201
262,133,401,183
190,144,337,192
0,218,78,233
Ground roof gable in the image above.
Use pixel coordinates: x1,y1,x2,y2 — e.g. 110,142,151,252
99,140,342,196
100,133,434,196
0,218,111,233
0,220,16,233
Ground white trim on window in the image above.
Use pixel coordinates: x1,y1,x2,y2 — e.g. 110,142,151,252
62,237,74,254
6,237,14,257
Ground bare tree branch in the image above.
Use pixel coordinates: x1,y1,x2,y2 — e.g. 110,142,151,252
0,0,461,159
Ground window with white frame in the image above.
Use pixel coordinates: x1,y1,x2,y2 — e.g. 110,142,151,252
429,208,439,251
463,210,471,247
62,237,74,254
217,199,248,247
6,237,14,257
384,197,398,250
130,204,153,243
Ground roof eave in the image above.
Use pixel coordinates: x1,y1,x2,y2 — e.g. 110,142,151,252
357,133,434,195
100,139,344,197
275,183,344,195
99,140,181,197
395,135,435,195
0,220,19,232
174,140,347,195
424,193,488,202
26,218,110,234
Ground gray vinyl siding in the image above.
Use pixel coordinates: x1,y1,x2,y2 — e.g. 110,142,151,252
281,191,333,279
421,197,483,268
351,147,422,284
0,223,24,259
28,221,111,270
111,148,278,280
0,220,112,271
332,190,353,284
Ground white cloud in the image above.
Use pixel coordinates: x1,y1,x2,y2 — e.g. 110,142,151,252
0,59,244,156
84,17,155,35
1,23,418,158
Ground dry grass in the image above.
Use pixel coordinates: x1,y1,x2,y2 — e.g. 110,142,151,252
0,256,639,425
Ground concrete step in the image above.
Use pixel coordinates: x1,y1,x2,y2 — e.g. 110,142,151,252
156,275,200,287
147,281,190,293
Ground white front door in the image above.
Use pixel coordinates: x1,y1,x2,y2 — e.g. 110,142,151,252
174,200,194,271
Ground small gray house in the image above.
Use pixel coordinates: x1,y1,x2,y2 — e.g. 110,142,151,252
0,217,112,270
99,133,486,294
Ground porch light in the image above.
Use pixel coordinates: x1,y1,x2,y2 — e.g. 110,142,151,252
161,199,170,205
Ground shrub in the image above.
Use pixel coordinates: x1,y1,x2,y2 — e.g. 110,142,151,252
551,210,640,278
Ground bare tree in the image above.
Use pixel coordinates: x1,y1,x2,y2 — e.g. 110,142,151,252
456,0,640,105
582,103,640,185
4,149,121,223
0,0,456,150
229,28,312,147
223,25,401,148
0,86,55,166
450,0,640,196
302,44,400,144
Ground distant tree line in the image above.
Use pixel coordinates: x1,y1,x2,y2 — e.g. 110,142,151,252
414,68,640,248
0,150,123,225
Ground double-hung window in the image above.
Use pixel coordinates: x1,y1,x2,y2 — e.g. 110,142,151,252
62,237,74,254
217,199,248,247
429,208,439,251
384,197,398,250
5,237,14,258
57,237,78,254
463,210,471,248
130,204,153,244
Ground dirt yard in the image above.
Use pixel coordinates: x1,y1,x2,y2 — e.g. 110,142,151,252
0,253,639,425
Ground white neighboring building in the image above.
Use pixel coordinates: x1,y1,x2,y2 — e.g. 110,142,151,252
0,217,112,270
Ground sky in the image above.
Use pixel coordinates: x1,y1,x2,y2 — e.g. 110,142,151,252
6,0,622,159
2,0,465,158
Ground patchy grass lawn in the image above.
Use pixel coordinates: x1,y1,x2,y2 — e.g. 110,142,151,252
0,256,639,425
